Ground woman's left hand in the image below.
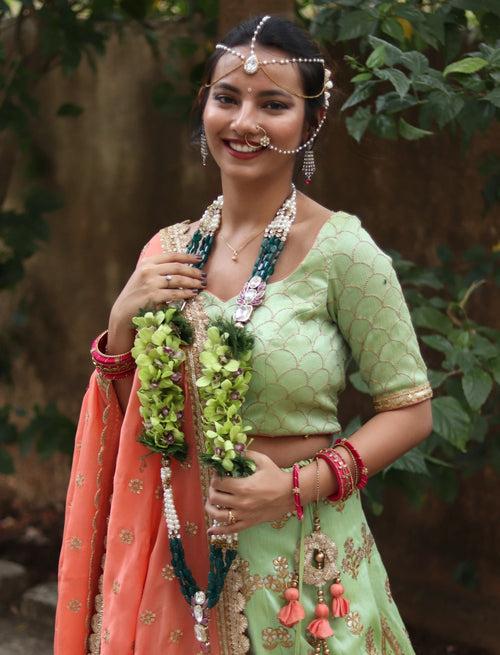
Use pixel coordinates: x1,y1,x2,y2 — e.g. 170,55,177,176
205,450,295,535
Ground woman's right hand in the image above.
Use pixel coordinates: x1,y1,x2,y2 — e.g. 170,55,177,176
107,252,206,353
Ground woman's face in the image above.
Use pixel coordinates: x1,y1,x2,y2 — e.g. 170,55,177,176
202,45,308,183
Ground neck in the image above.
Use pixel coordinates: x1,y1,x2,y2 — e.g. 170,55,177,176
219,173,295,235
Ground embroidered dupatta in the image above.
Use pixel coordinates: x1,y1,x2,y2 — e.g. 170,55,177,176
55,224,248,655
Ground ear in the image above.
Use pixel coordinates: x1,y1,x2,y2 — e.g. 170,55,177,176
302,106,326,141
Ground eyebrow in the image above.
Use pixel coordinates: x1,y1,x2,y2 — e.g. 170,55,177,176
212,82,293,99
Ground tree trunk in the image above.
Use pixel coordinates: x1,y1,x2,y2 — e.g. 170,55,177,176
218,0,294,37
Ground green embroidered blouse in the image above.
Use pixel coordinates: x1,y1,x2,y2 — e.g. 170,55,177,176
199,211,432,436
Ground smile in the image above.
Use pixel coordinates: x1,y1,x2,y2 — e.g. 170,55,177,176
223,140,265,159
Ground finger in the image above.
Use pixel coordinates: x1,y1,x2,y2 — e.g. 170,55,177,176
205,504,235,523
208,521,244,536
141,253,202,266
159,274,206,291
151,288,199,305
154,262,207,279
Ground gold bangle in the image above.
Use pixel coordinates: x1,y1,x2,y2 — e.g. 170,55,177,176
315,457,321,505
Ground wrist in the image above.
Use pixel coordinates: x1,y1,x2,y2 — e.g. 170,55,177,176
107,314,135,355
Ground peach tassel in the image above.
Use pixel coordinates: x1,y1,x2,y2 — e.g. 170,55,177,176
278,587,305,627
307,603,334,639
330,582,350,618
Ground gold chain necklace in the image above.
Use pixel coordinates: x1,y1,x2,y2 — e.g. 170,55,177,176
219,227,266,262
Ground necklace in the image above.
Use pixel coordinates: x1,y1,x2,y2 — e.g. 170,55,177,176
133,184,297,652
220,226,265,262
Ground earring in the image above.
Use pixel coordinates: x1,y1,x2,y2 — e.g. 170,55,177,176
200,127,208,166
302,145,316,185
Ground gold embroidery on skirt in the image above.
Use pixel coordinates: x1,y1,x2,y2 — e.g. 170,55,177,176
345,610,364,636
342,524,375,579
364,616,408,654
262,626,294,650
385,577,394,603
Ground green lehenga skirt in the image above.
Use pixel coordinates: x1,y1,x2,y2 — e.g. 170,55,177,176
237,490,414,655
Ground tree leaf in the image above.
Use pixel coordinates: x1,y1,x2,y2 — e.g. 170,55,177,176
412,306,452,334
428,369,448,389
444,57,488,76
368,36,403,66
400,51,429,76
462,368,493,410
381,17,405,43
431,396,471,452
366,45,386,69
399,118,433,140
342,81,377,110
489,356,500,385
338,10,378,41
421,334,453,354
375,68,411,98
484,87,500,108
389,448,429,475
0,447,14,474
372,114,398,139
345,106,372,142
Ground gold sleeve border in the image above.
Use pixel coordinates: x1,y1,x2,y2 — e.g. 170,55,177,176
373,383,433,413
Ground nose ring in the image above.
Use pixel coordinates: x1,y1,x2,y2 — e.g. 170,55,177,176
244,124,270,149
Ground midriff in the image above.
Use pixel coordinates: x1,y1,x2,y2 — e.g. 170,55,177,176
249,433,334,468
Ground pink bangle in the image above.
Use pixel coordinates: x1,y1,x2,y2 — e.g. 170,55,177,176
316,449,355,502
334,438,369,489
292,463,304,520
90,330,136,380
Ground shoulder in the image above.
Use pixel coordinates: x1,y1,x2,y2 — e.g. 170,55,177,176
138,220,192,261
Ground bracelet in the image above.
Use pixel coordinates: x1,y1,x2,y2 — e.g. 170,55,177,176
333,444,359,487
334,438,368,489
292,463,304,520
316,448,355,503
90,330,136,380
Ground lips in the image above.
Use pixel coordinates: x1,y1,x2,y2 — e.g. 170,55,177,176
222,139,265,160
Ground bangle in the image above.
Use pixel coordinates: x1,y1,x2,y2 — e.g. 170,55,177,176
334,439,368,489
333,444,359,487
316,448,355,502
292,463,304,520
90,330,136,380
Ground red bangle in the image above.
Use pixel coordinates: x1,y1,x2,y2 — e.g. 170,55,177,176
292,463,304,520
316,449,355,502
90,330,136,380
334,439,369,489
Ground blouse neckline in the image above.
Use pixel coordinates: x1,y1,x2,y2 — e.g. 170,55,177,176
200,211,338,306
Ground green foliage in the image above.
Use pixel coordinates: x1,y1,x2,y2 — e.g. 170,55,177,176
350,246,499,513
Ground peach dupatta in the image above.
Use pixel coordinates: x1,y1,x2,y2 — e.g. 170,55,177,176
55,231,222,654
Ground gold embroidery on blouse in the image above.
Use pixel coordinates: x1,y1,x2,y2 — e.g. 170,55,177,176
262,626,294,650
76,473,85,488
119,528,134,544
69,536,83,550
128,478,144,494
185,521,199,536
342,524,375,580
169,628,183,642
373,383,432,412
68,599,82,612
385,577,393,603
140,610,157,625
345,610,364,636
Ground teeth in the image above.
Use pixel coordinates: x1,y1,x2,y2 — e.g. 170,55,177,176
229,142,261,153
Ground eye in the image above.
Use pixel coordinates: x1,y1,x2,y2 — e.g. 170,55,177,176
263,100,288,111
214,94,237,105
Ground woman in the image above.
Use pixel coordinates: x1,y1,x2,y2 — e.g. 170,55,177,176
55,15,433,655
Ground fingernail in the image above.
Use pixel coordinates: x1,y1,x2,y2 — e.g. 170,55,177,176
201,280,207,287
195,254,203,260
192,289,199,294
201,272,208,279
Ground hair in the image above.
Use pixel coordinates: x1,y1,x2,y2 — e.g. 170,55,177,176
192,15,331,142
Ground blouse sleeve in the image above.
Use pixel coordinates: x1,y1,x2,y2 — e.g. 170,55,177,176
327,213,432,412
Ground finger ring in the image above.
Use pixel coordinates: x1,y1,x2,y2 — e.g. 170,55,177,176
165,274,173,288
227,509,237,525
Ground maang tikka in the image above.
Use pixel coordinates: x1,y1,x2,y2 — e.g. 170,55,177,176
200,127,208,166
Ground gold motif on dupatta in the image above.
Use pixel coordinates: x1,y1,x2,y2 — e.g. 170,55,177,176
68,599,83,612
76,473,86,487
69,536,83,550
161,564,175,581
169,628,183,642
364,616,408,655
88,573,104,654
119,528,134,544
345,610,364,636
139,610,157,625
342,524,375,580
262,626,294,650
162,223,249,655
128,478,144,494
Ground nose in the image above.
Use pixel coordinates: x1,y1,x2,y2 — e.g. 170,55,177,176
230,100,259,139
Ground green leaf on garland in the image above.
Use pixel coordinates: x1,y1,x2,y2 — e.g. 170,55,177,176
210,318,254,358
